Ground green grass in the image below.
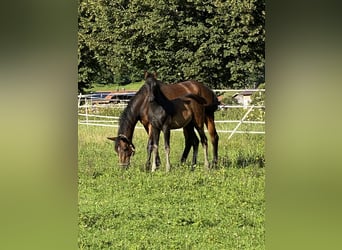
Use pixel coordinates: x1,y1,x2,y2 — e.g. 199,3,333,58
88,81,144,92
78,125,265,249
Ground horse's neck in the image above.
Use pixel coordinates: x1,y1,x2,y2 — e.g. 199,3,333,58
118,105,139,140
118,123,136,141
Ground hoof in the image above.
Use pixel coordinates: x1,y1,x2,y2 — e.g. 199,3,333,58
204,162,211,171
145,162,151,172
151,164,158,172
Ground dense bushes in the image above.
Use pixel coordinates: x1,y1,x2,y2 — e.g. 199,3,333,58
78,0,265,93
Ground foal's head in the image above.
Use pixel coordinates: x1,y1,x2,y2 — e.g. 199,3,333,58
144,71,159,102
144,71,176,115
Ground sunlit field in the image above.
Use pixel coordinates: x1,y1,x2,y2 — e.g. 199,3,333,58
78,123,265,249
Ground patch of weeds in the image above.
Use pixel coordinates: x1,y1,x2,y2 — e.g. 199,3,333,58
175,217,195,226
194,218,220,228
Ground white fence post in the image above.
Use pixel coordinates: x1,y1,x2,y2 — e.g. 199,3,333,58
85,97,89,125
228,105,255,140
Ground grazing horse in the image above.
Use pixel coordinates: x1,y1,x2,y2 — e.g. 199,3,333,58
145,72,209,172
107,73,219,168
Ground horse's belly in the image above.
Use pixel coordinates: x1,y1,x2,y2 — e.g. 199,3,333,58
169,115,190,129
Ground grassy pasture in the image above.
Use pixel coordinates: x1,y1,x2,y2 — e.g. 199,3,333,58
78,124,265,249
87,81,144,93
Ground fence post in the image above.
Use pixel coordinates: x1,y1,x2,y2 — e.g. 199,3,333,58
85,97,89,125
228,105,254,140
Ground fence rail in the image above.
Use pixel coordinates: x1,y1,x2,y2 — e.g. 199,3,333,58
78,89,265,139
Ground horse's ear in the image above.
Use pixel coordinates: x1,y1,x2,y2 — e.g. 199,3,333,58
144,71,148,79
153,72,158,79
118,134,130,144
107,136,117,141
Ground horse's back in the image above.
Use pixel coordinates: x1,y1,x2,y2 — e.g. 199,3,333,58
160,80,218,113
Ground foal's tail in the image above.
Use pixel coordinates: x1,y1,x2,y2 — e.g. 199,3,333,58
184,94,207,105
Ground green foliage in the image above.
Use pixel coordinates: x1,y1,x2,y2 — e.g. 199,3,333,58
78,0,265,92
78,125,265,248
88,80,144,92
219,92,239,105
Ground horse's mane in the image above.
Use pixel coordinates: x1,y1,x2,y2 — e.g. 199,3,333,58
117,85,147,135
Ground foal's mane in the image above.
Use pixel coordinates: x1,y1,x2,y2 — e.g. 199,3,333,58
145,74,176,115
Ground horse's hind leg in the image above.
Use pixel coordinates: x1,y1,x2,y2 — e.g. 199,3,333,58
205,114,219,166
187,126,199,171
197,128,210,170
190,131,199,171
181,125,199,167
181,127,192,163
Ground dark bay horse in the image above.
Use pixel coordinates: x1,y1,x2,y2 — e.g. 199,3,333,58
107,73,219,168
145,73,209,172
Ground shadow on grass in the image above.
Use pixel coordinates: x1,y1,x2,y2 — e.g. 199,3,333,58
216,154,265,168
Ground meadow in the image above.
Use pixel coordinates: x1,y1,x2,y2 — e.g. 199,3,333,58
78,121,265,249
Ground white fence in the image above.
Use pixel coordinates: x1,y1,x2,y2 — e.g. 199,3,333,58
78,89,265,139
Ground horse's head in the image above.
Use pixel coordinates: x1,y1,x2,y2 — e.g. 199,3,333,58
107,134,135,167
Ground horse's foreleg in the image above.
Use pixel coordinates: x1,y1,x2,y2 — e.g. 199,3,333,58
205,115,219,166
164,129,171,172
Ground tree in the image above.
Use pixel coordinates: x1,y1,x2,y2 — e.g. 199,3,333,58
78,0,111,92
78,0,265,92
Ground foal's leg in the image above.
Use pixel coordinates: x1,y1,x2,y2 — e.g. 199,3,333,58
145,124,161,168
145,137,153,171
205,114,219,166
163,128,171,172
148,140,161,169
151,130,160,172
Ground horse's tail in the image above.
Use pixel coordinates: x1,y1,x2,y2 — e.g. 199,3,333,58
184,94,207,105
204,91,219,114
